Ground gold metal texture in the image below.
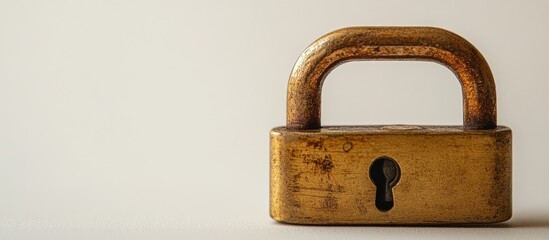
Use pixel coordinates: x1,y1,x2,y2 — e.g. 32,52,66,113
270,126,512,224
270,27,512,225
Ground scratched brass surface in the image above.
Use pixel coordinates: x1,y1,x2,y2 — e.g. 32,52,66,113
270,126,512,224
271,27,512,225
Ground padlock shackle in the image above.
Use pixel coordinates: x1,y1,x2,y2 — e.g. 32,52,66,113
287,27,497,130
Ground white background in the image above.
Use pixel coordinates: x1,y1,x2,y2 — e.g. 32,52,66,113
1,0,548,239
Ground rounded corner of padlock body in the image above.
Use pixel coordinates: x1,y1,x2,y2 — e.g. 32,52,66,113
268,208,287,224
269,210,309,225
269,125,511,224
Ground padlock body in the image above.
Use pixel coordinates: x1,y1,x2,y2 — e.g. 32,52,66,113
270,125,512,225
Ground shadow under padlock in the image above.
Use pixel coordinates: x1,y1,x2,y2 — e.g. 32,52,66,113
269,27,512,225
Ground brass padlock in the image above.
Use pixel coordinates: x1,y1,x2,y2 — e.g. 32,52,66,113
270,27,512,225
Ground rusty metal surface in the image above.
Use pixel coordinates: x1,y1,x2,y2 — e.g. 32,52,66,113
286,27,496,130
270,126,512,224
271,27,512,225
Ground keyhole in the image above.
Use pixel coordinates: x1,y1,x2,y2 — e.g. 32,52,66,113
369,157,401,211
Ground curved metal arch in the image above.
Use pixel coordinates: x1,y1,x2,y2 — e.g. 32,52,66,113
286,27,496,130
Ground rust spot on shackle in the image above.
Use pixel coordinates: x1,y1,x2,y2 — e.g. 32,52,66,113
286,27,497,130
